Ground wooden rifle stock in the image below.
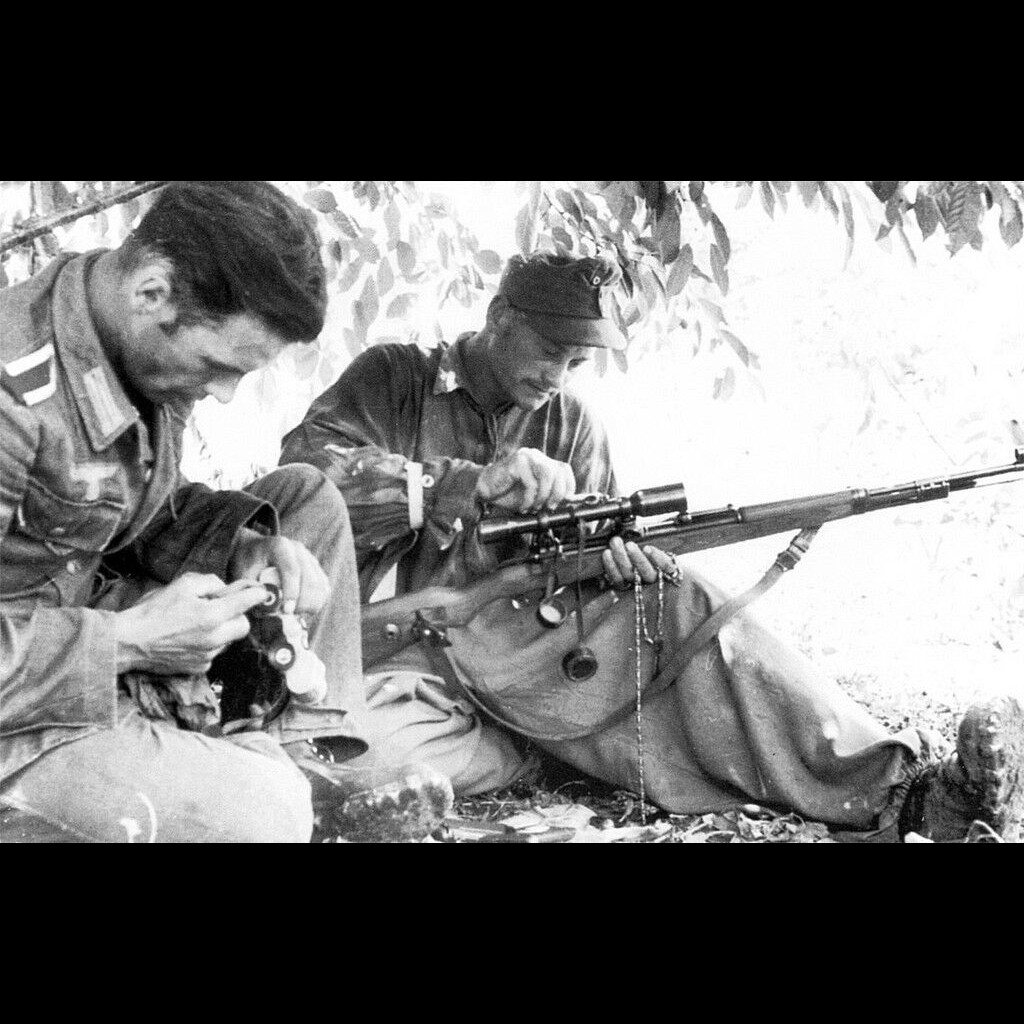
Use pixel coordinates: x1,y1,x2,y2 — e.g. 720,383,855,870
360,448,1024,668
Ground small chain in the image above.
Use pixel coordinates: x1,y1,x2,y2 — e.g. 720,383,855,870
633,570,666,826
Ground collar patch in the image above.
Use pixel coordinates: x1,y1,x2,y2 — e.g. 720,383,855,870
83,365,127,437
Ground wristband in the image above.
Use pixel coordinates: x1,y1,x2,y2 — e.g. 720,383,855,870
407,461,425,530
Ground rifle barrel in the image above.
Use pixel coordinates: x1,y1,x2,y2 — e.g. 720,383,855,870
486,447,1024,553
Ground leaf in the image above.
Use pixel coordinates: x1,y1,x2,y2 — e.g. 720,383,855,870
616,193,637,225
352,301,368,347
710,213,730,261
358,274,379,326
552,226,574,253
621,302,642,327
396,240,416,275
342,327,361,360
989,182,1023,247
336,258,363,292
383,200,401,244
474,249,503,275
655,208,681,263
353,237,381,263
332,210,361,240
835,181,855,269
437,231,452,269
710,243,729,295
697,297,726,324
759,181,775,218
712,368,735,401
293,344,320,381
858,402,874,434
613,348,629,374
720,329,750,366
377,258,395,296
914,192,939,240
796,181,820,207
386,292,417,319
688,181,705,203
305,188,337,213
819,182,840,221
555,189,583,222
869,181,900,203
515,203,536,254
666,244,693,297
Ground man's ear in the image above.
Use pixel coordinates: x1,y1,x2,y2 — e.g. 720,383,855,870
126,260,177,328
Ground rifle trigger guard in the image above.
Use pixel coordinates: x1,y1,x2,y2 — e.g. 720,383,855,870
412,611,452,648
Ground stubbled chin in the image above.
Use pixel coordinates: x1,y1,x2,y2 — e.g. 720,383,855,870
516,391,550,411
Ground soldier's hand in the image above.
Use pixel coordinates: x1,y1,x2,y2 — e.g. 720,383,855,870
227,531,330,616
115,574,269,675
476,448,576,513
602,537,680,590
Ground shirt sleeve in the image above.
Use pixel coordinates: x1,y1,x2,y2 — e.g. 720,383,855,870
130,474,280,584
279,345,486,557
1,391,118,733
564,390,619,498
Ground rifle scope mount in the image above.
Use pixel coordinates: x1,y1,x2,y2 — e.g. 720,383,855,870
479,483,688,545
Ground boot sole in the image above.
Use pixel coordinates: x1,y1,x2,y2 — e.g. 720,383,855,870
958,695,1024,837
335,772,454,843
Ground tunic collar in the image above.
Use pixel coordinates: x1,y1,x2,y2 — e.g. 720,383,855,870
50,251,140,453
433,333,513,416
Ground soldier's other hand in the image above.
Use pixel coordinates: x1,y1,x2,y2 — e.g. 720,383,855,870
476,448,576,513
227,531,329,617
602,538,679,590
115,573,269,676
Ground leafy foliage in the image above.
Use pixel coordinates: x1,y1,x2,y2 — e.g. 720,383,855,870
2,179,1020,406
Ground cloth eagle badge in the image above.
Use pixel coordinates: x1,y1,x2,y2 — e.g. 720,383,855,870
1,343,57,407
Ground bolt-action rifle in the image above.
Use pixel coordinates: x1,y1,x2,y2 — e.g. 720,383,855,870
360,448,1024,669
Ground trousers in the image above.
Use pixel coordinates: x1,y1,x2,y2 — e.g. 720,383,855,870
1,465,369,843
352,569,924,833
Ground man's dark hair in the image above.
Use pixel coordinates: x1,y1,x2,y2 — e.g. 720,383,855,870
119,181,327,343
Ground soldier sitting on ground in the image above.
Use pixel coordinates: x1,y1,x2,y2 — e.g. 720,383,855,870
280,251,1023,843
0,180,453,843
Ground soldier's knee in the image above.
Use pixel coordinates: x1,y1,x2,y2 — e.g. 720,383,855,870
266,462,335,503
254,464,352,533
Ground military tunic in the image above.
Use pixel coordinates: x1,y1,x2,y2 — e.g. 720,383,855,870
281,335,926,834
1,254,364,832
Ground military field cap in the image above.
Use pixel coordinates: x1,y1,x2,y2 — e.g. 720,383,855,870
498,253,627,350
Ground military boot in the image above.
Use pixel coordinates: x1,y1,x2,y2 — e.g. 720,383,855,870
288,742,454,843
900,694,1023,842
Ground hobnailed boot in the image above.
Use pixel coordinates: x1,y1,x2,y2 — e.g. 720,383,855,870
288,742,454,843
900,695,1024,842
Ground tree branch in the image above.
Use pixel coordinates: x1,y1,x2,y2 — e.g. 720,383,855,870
0,180,169,254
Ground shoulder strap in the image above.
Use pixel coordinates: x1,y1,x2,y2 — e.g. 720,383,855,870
418,528,821,743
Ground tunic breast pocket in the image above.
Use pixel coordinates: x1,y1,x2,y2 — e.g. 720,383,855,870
17,476,126,554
